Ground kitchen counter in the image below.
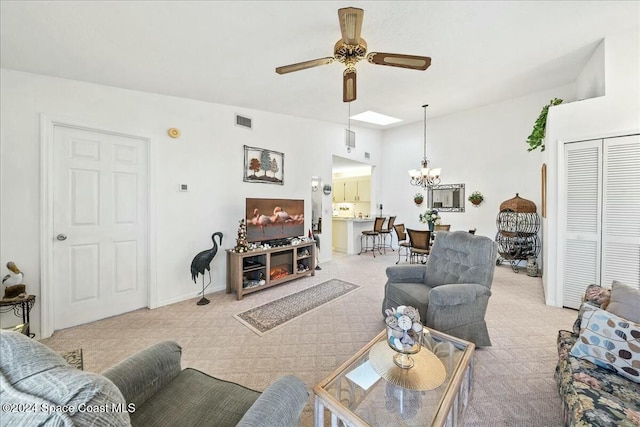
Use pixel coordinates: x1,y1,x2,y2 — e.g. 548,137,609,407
332,217,375,254
331,217,375,222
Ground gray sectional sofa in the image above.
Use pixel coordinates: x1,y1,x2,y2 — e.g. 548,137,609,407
0,331,308,426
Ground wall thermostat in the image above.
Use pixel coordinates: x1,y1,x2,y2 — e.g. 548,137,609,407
179,184,188,192
323,184,332,195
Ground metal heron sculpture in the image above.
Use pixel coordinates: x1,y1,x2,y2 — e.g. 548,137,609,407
190,232,223,305
313,233,321,270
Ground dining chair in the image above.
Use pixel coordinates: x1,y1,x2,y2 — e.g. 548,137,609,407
393,223,411,264
407,228,431,264
434,224,451,231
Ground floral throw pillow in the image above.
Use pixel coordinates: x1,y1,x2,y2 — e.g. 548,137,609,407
571,303,640,384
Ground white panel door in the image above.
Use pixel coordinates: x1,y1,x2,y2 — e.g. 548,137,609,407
563,139,602,309
52,125,148,330
601,135,640,289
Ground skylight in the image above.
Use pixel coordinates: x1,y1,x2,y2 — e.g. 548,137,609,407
349,111,402,126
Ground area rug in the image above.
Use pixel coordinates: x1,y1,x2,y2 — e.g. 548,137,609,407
234,279,360,336
60,349,84,370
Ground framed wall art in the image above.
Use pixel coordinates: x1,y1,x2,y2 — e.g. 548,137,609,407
243,145,284,185
541,163,547,218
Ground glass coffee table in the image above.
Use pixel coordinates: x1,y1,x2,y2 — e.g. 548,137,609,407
314,326,475,427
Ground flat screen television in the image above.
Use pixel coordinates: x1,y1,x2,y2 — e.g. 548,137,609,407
246,198,305,244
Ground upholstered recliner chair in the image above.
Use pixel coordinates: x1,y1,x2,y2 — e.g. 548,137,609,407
382,231,498,347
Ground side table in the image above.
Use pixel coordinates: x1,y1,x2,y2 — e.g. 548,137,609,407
0,294,36,338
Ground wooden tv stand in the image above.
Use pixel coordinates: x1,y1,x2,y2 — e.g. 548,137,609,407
226,241,316,300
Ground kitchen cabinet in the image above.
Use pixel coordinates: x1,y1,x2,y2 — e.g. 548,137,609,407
344,180,358,201
356,178,370,202
333,180,345,202
333,177,370,202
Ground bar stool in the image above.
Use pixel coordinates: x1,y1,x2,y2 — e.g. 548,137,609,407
359,217,385,257
379,216,396,252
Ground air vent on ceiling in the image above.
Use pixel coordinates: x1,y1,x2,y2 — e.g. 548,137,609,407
364,152,370,159
235,114,253,129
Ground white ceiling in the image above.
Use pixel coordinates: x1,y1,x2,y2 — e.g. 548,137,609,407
1,1,638,128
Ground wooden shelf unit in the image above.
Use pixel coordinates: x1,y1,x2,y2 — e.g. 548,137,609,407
226,241,316,300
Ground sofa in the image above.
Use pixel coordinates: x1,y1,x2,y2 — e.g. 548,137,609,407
555,283,640,426
382,230,498,347
0,331,308,426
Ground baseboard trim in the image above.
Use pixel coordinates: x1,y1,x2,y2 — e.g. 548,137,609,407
151,284,226,309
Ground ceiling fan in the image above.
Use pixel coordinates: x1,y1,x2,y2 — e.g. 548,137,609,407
275,7,431,103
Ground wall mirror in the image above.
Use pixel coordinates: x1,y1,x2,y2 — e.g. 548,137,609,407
428,184,465,212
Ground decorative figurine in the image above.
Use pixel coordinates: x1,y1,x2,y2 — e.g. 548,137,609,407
2,261,26,301
234,219,248,253
190,232,223,305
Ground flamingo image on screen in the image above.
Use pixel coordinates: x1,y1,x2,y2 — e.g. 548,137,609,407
245,198,304,243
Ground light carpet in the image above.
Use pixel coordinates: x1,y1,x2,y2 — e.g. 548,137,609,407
40,250,577,426
235,279,360,335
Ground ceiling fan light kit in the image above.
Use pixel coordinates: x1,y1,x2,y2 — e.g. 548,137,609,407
275,7,431,103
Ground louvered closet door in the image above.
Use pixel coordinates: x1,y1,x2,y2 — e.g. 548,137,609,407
563,140,602,309
601,135,640,289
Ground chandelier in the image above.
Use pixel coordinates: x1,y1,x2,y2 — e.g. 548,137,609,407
409,104,441,189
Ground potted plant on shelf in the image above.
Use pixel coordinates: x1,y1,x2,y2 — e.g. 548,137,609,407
526,98,563,152
413,193,424,206
468,191,484,206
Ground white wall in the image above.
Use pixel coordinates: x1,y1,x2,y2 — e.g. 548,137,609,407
381,84,575,247
575,40,605,101
544,27,640,306
0,69,383,337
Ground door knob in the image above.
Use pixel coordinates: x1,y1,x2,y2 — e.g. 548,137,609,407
56,234,67,241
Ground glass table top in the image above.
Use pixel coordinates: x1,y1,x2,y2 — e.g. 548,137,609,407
314,327,475,427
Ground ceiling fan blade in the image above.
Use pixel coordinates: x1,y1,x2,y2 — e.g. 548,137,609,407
343,69,357,103
338,7,364,45
367,52,431,70
275,57,335,74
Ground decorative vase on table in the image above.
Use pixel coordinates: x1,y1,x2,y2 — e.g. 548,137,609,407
419,209,441,233
385,306,423,369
